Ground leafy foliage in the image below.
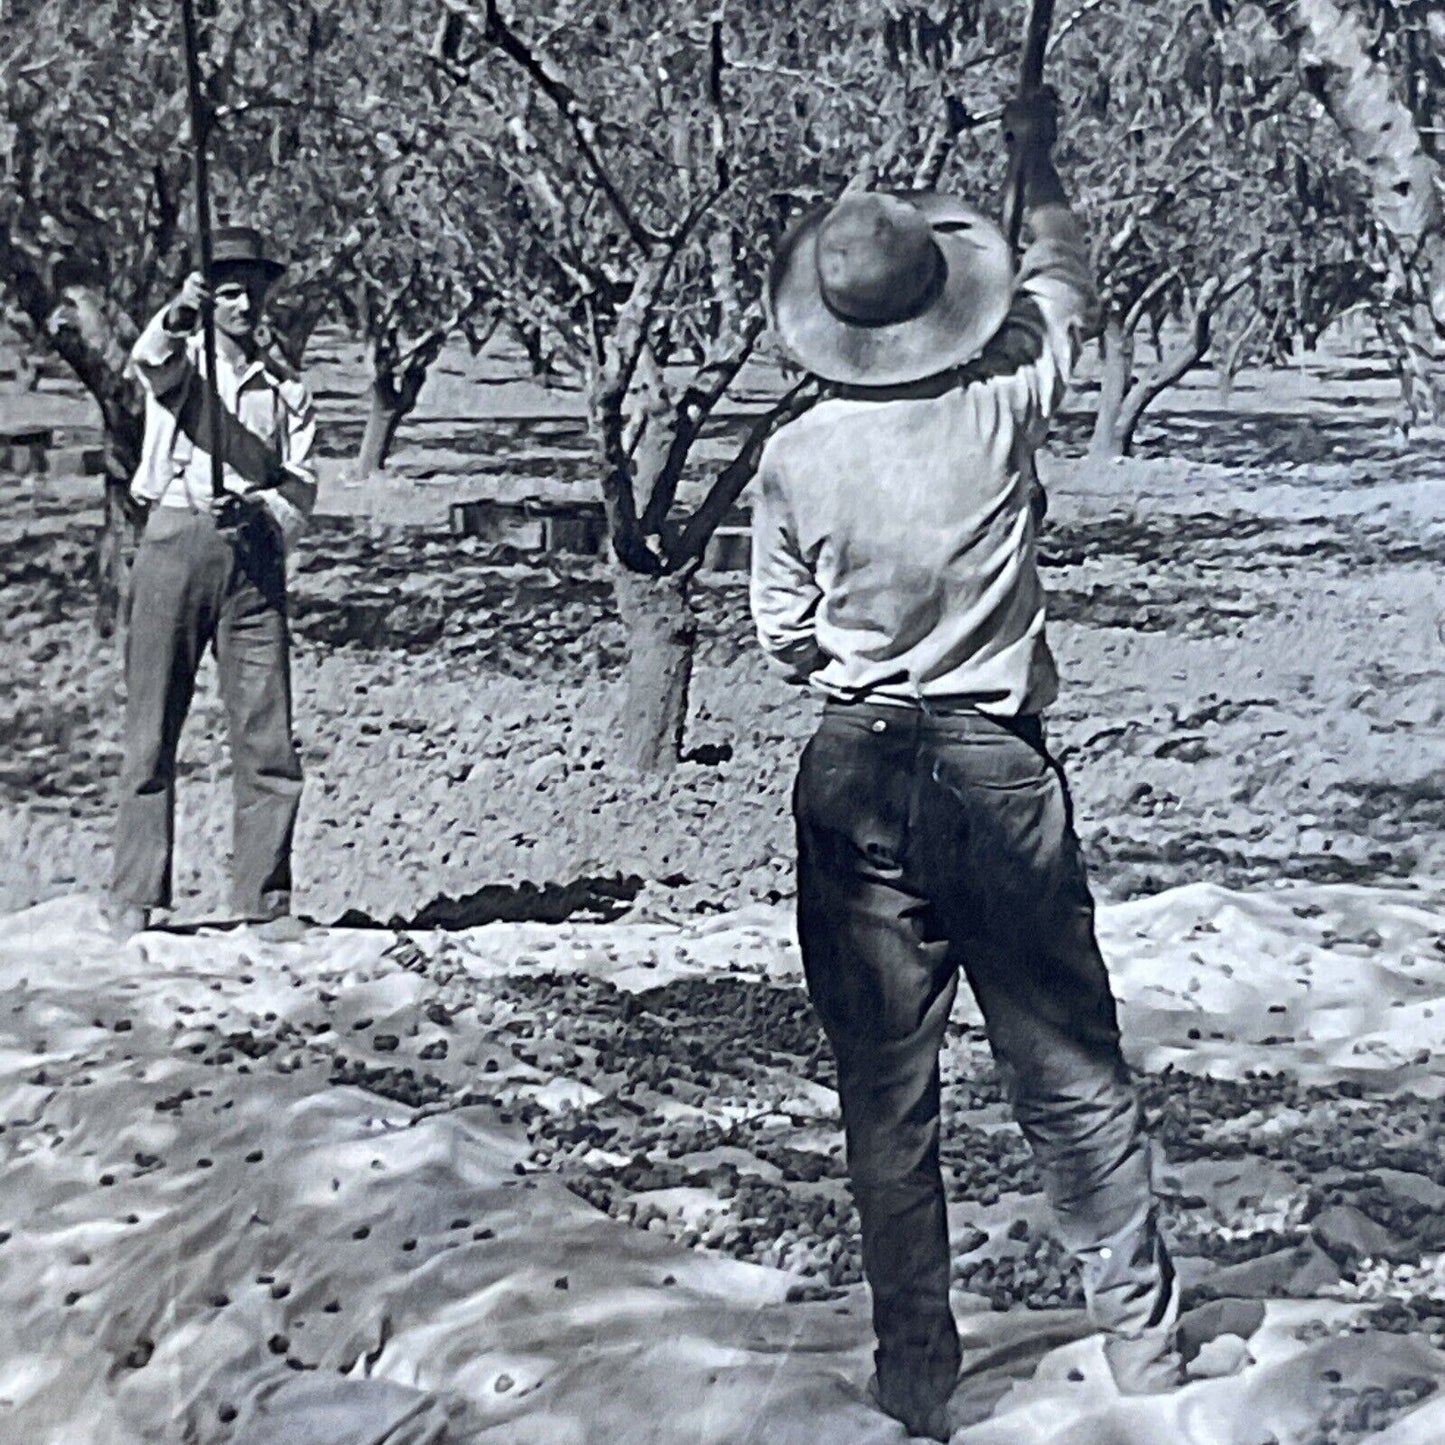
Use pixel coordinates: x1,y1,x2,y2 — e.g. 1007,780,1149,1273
1,0,499,439
433,0,1019,571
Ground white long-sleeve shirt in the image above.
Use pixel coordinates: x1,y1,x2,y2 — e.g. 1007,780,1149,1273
127,307,318,544
749,216,1098,718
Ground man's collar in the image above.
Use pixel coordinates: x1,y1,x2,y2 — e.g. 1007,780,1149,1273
186,335,273,388
833,366,965,403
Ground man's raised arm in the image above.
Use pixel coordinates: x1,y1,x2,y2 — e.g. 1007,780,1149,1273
976,90,1100,426
129,272,208,401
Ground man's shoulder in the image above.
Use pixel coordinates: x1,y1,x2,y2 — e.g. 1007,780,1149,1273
760,403,827,492
765,392,860,454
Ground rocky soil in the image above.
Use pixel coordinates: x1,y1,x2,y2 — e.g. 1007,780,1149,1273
2,434,1443,926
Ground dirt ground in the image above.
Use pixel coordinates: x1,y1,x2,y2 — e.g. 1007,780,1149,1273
3,336,1445,1444
1,336,1443,925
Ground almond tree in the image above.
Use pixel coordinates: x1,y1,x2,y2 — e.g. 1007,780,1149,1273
2,0,186,630
211,6,506,476
1045,1,1372,457
927,0,1409,456
431,0,1021,771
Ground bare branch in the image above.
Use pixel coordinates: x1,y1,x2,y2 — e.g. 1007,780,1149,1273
1104,214,1139,258
1217,307,1264,382
670,375,825,570
442,0,656,250
723,58,851,95
1047,0,1113,55
394,284,493,371
912,94,988,190
707,16,730,196
1122,268,1179,335
640,315,767,535
589,249,680,566
1117,254,1261,436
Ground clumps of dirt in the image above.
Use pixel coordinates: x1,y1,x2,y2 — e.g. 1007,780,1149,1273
4,455,1444,923
955,1236,1085,1313
328,1057,450,1109
493,970,835,1090
1362,1298,1445,1341
195,943,1445,1315
1304,1375,1438,1445
290,529,624,670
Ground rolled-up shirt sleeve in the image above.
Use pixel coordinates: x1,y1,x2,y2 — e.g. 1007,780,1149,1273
261,375,318,543
973,206,1100,437
129,306,194,401
749,446,825,682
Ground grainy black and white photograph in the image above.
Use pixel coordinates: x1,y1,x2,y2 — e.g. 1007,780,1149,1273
2,0,1444,1440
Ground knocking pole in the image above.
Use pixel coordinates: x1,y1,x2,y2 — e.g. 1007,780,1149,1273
1002,0,1057,253
179,0,225,498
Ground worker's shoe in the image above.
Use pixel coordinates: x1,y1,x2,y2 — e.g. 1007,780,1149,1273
1104,1298,1262,1394
247,912,308,943
1104,1328,1187,1395
100,897,152,942
867,1373,954,1442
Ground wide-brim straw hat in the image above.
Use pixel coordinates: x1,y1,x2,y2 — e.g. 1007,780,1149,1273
205,226,287,285
767,191,1014,387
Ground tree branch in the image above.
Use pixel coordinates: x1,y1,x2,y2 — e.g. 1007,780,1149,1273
1118,258,1258,436
589,249,682,568
1047,0,1113,55
706,16,730,196
0,224,141,478
1217,307,1264,383
1122,268,1179,335
669,376,825,571
443,0,656,251
395,284,494,371
640,316,766,535
913,94,986,190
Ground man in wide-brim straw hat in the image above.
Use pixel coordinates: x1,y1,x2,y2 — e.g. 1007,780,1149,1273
751,93,1186,1438
104,225,317,942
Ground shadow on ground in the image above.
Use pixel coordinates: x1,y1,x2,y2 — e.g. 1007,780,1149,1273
333,872,646,931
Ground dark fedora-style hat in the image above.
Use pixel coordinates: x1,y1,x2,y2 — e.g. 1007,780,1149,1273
767,191,1014,387
204,226,287,285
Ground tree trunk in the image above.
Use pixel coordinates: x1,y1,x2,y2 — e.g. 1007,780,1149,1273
1091,269,1250,457
28,280,144,638
355,375,410,478
16,349,41,392
1088,320,1134,459
1261,0,1445,421
1214,313,1261,406
95,477,142,639
611,567,697,774
1115,322,1211,457
355,347,436,478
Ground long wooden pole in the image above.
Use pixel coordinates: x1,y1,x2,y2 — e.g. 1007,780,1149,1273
1002,0,1057,253
179,0,225,498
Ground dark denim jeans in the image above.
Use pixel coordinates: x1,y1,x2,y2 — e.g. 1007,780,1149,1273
795,701,1176,1417
112,508,301,918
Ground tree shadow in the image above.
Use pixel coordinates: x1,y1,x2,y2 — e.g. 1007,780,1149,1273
682,741,734,766
1043,396,1410,469
332,872,646,931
